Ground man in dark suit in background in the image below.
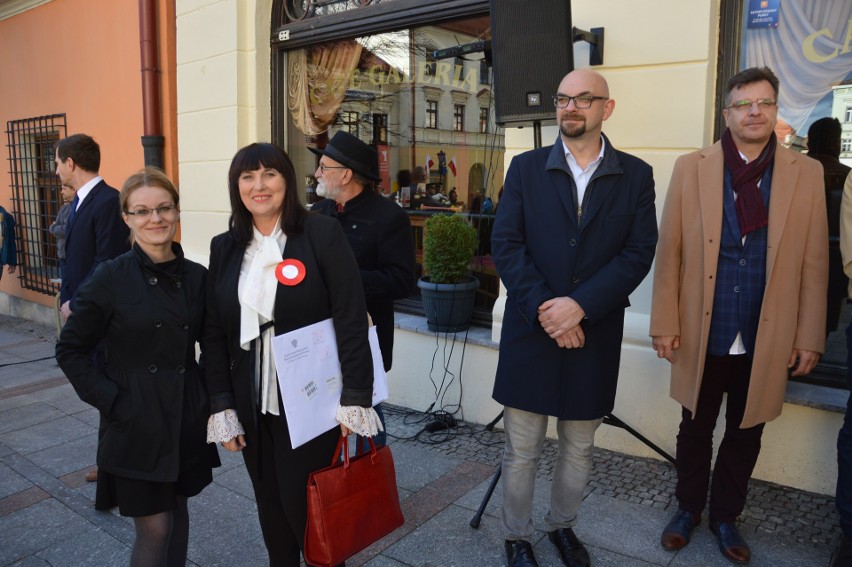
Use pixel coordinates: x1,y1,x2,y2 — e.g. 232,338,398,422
311,131,416,447
55,134,129,322
491,69,657,567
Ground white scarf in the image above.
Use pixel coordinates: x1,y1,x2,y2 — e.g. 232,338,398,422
239,224,286,415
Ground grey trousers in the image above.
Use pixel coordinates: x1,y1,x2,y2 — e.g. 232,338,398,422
501,406,602,541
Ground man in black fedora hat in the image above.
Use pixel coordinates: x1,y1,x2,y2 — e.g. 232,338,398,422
310,131,416,446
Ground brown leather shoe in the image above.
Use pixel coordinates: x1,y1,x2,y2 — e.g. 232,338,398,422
661,509,701,550
710,520,750,564
85,468,98,482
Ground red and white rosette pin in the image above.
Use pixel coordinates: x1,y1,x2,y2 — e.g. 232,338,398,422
275,259,306,286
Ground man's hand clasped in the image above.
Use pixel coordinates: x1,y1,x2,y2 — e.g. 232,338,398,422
538,296,586,349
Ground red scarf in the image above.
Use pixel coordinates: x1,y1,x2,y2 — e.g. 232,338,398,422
721,129,775,236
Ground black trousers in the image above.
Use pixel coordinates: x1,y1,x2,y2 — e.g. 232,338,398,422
674,354,765,523
242,411,341,567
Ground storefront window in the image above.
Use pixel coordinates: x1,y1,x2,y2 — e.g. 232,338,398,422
281,15,504,323
738,0,852,157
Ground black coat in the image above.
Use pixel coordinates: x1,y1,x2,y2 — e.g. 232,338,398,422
492,135,658,420
312,191,416,371
56,243,219,481
203,214,374,435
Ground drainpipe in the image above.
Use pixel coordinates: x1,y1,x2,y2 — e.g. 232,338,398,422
139,0,164,169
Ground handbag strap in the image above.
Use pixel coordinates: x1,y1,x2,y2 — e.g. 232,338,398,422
331,433,378,467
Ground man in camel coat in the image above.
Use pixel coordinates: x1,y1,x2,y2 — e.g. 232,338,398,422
650,67,827,565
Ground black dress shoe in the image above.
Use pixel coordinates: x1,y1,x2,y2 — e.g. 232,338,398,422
832,536,852,567
547,528,590,567
710,521,750,564
661,508,700,550
505,539,539,567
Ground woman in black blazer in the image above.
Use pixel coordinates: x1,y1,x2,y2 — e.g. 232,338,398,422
204,143,380,566
56,167,219,567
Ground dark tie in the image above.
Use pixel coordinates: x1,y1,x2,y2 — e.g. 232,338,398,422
67,195,79,227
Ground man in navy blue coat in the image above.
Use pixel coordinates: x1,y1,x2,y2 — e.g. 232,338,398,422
492,69,657,567
55,134,129,321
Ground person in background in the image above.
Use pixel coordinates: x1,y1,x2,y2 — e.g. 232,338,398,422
56,167,220,567
203,143,380,566
807,117,851,336
311,131,417,449
0,204,18,281
392,169,411,206
492,68,657,567
55,133,129,322
835,170,852,567
49,185,76,281
651,67,827,565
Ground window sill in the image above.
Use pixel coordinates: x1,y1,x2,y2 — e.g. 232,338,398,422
394,312,497,349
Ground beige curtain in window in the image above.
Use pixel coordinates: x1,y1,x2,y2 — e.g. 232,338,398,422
288,40,364,136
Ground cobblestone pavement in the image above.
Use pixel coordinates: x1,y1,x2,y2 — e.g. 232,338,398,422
382,405,841,552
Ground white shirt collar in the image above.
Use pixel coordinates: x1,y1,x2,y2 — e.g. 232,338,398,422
74,176,103,208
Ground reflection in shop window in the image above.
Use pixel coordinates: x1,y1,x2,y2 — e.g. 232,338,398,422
372,113,388,144
454,104,465,131
282,17,504,324
426,100,438,129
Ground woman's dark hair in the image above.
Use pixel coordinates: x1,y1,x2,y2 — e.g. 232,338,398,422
724,67,779,107
227,143,306,245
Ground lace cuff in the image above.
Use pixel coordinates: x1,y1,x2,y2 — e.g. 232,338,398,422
336,405,384,438
206,409,245,444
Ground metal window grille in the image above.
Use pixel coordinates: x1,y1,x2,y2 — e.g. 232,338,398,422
6,114,66,295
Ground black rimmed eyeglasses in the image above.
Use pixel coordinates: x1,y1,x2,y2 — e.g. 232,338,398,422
552,94,608,109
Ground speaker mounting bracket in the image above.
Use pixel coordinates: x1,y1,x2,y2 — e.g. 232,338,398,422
572,26,605,66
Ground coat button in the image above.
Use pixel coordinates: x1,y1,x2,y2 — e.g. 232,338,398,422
182,323,189,330
176,365,186,374
739,259,746,266
569,239,577,246
176,281,182,288
154,320,163,328
229,360,236,370
734,285,740,293
572,277,580,284
148,277,158,286
148,364,158,373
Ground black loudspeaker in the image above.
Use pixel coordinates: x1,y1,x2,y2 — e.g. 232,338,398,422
489,0,574,126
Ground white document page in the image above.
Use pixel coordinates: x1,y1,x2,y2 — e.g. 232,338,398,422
272,318,388,448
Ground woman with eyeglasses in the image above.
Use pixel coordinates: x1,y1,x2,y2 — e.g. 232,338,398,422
56,167,219,567
203,143,380,566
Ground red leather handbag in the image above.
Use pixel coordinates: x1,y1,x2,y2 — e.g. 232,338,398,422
304,434,404,567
